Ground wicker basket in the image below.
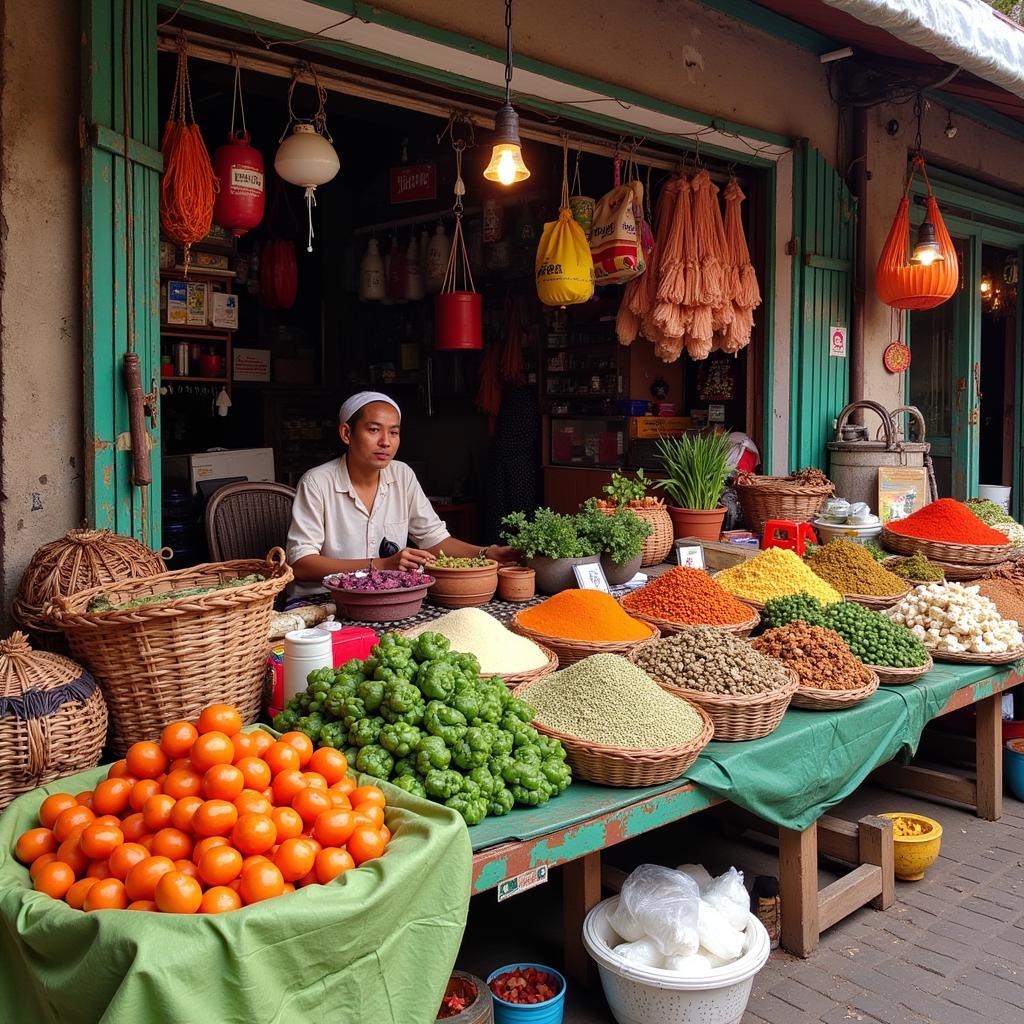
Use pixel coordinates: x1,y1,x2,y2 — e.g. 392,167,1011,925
933,560,1005,582
46,550,292,754
790,670,880,710
844,585,911,610
881,557,945,586
0,632,107,809
510,615,659,667
928,646,1024,666
512,679,714,786
491,644,559,688
880,529,1011,567
13,529,168,643
630,653,799,741
734,476,834,535
870,654,933,685
598,502,675,567
619,599,760,639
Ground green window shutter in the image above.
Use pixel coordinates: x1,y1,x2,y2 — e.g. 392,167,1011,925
82,0,162,546
789,140,856,471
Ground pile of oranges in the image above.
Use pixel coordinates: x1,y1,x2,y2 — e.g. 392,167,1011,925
13,703,391,914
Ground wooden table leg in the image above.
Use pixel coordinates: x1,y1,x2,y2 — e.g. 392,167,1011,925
976,693,1003,821
563,852,602,984
779,823,819,958
859,815,894,911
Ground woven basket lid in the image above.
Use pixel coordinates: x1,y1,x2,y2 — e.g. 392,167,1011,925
0,630,97,706
13,528,167,634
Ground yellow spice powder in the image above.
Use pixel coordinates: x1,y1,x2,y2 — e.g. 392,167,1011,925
716,547,843,605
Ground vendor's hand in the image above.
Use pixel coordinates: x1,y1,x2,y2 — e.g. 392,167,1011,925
484,545,521,565
385,547,434,572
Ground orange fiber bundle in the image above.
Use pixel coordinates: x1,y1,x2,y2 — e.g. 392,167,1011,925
651,179,693,340
618,182,675,347
720,179,761,353
160,42,218,271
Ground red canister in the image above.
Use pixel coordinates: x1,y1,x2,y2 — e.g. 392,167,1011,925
435,291,482,350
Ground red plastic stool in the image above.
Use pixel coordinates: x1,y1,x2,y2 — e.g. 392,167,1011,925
762,520,818,556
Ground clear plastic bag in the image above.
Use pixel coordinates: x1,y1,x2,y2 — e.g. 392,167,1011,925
697,900,745,962
704,867,750,932
618,864,700,957
675,863,713,894
612,938,665,968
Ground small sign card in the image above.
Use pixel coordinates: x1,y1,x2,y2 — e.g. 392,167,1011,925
676,543,706,570
573,562,611,592
830,324,848,358
497,865,549,902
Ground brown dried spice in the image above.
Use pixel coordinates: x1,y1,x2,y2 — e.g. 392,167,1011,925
752,621,872,690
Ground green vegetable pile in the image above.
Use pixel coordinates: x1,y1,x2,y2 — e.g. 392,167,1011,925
429,550,494,569
274,631,571,825
87,574,265,612
862,540,888,563
762,592,929,668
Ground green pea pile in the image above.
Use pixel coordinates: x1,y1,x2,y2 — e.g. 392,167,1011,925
762,592,929,668
429,551,494,568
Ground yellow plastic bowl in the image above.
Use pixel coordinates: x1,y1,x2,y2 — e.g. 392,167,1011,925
880,812,942,881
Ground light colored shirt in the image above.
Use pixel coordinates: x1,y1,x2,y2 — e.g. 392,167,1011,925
286,456,449,595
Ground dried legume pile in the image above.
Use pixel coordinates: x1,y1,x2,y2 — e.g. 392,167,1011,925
633,629,791,695
753,622,873,690
716,548,842,606
976,579,1024,630
518,590,651,642
521,654,705,748
884,498,1007,545
806,539,907,596
621,567,753,625
966,499,1024,548
886,553,945,583
405,607,550,675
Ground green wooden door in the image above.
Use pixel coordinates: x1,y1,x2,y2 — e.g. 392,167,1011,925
789,140,856,470
82,0,162,546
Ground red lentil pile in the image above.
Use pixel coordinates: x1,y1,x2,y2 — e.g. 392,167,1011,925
622,567,754,625
885,498,1008,546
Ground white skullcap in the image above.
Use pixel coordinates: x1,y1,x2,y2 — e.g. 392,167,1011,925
338,391,401,425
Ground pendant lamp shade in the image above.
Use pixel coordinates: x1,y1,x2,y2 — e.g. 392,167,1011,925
483,104,530,185
274,124,339,188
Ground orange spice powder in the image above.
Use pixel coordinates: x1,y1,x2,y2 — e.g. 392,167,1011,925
622,567,753,625
518,590,651,642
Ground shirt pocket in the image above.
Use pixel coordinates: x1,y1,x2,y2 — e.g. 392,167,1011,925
382,520,410,550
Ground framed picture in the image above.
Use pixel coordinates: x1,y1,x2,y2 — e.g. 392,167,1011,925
676,543,706,570
573,562,610,593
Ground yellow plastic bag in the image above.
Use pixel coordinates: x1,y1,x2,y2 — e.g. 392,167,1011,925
535,207,595,306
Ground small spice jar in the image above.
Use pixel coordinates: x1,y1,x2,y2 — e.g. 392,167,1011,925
498,566,535,603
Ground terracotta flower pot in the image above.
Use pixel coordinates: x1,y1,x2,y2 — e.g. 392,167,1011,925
667,506,726,543
497,566,535,602
527,554,601,595
426,561,498,608
600,552,643,587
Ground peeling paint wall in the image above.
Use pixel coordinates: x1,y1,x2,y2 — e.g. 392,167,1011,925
0,0,83,627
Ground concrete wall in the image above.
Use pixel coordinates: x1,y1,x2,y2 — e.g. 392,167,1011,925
0,0,83,626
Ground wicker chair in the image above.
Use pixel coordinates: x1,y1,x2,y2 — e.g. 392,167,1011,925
205,481,297,562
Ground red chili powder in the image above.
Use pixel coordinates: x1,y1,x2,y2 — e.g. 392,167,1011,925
886,499,1008,546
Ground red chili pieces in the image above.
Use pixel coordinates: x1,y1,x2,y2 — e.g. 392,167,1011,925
489,967,561,1004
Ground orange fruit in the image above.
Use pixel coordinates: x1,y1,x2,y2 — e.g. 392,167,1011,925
202,763,245,801
126,741,169,780
38,793,77,830
127,899,158,911
174,858,199,879
296,867,319,888
271,768,308,806
169,795,204,833
274,837,318,882
198,844,243,887
328,790,352,809
291,787,332,827
65,876,100,909
86,859,111,880
250,730,274,757
263,741,300,777
106,760,130,779
55,830,90,876
234,789,273,817
139,835,155,852
15,827,57,864
80,823,124,860
142,793,176,832
163,767,203,801
232,732,259,760
84,877,128,911
379,824,392,845
198,703,243,736
192,799,238,838
167,757,192,774
331,776,357,797
92,777,133,816
241,853,272,873
129,778,162,813
312,809,356,848
193,835,230,861
190,732,235,772
239,861,285,904
271,806,304,842
53,806,95,843
29,852,58,880
150,827,193,861
75,791,95,809
200,885,242,914
279,731,314,767
350,785,386,810
231,813,276,855
160,720,199,759
315,846,355,884
348,827,386,866
92,814,123,829
235,757,271,793
120,812,148,843
354,805,385,829
108,842,149,881
34,860,76,900
302,772,328,791
125,855,176,901
308,748,348,786
154,870,203,914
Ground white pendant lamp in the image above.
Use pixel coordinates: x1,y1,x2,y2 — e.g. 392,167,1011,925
483,0,530,186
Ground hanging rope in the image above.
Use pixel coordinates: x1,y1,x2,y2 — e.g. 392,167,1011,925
229,54,248,138
440,141,475,294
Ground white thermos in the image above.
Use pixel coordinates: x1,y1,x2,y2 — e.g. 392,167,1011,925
283,628,333,703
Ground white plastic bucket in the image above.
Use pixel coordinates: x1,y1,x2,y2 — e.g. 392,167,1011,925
812,519,882,547
978,485,1012,512
582,897,769,1024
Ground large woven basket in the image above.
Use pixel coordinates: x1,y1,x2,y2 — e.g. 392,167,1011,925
844,585,911,610
46,550,292,754
619,598,760,639
880,529,1011,567
789,670,880,710
599,502,675,567
13,529,168,643
630,651,798,741
928,646,1024,666
734,476,834,535
510,615,659,667
0,632,107,809
512,679,714,786
870,654,933,685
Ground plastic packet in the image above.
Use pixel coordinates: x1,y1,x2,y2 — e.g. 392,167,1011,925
704,867,750,931
618,864,700,957
675,863,713,894
697,900,744,962
612,938,665,968
663,953,712,976
608,899,646,943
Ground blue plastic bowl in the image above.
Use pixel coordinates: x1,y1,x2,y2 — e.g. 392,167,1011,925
486,963,566,1024
1005,741,1024,802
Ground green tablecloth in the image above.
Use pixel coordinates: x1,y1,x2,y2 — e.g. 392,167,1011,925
0,766,471,1024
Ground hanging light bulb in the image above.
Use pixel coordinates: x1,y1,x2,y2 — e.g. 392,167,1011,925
909,218,943,267
484,0,530,185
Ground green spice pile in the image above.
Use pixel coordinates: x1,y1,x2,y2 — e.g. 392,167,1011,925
806,539,907,596
429,551,495,568
863,540,888,562
887,553,946,583
762,593,929,668
522,654,705,748
87,574,264,612
967,499,1024,548
633,629,791,695
752,622,873,690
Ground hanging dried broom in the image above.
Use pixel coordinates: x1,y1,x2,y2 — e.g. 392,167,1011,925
721,178,761,353
618,178,674,345
651,179,693,339
690,170,724,310
709,180,734,334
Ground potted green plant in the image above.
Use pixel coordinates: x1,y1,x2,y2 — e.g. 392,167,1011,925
655,431,734,542
500,508,600,594
578,500,653,586
594,470,674,566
